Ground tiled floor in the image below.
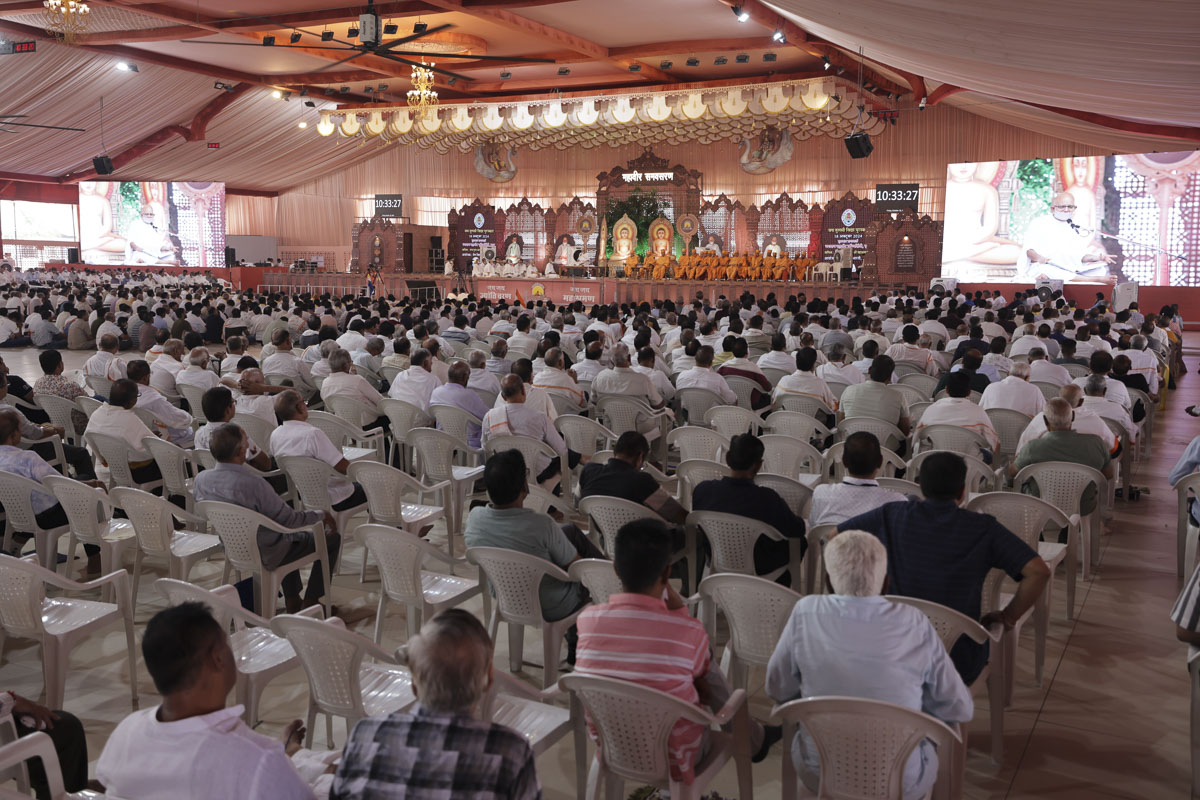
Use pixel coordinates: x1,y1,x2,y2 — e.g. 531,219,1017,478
0,343,1193,799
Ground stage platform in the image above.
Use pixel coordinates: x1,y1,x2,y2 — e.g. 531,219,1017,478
253,271,913,305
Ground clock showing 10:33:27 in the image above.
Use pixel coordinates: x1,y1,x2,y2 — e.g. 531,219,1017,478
874,183,920,212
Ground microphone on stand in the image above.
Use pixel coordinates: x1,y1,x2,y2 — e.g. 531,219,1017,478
1065,218,1082,232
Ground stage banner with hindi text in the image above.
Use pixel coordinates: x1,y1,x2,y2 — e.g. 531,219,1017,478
816,192,875,268
448,199,498,273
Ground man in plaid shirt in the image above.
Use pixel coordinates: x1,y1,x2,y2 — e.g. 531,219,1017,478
331,610,541,800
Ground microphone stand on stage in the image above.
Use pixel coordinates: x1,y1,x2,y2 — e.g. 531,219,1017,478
1066,218,1187,274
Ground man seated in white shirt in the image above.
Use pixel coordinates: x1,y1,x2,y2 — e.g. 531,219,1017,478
350,337,386,381
96,602,334,800
773,347,838,415
571,341,606,383
1081,373,1137,443
675,345,737,405
127,359,194,447
95,312,128,348
915,371,999,462
271,389,368,513
85,334,128,382
1027,347,1070,386
494,359,559,421
1016,383,1118,456
593,344,668,432
809,432,907,526
220,336,247,374
532,347,585,410
757,333,796,374
767,529,972,800
482,374,583,488
979,361,1044,418
309,340,339,379
467,349,501,398
175,347,222,394
83,379,162,485
1072,350,1131,411
885,325,938,376
149,339,186,395
320,348,384,428
387,348,440,421
262,329,317,398
817,344,864,389
635,345,675,403
424,339,451,384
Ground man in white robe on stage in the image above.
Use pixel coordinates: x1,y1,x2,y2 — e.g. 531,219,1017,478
1019,192,1113,281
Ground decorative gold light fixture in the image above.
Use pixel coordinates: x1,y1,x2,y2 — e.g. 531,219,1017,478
43,0,90,45
406,61,438,111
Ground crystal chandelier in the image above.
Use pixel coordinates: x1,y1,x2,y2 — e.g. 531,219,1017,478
43,0,90,45
407,62,438,111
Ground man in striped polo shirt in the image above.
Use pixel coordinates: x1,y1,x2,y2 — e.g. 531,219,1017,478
574,519,779,783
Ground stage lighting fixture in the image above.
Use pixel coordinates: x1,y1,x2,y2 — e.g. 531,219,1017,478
660,60,672,69
918,96,927,110
271,89,282,98
116,62,137,72
377,84,388,92
347,26,359,38
383,22,398,34
324,88,336,95
714,56,727,65
363,86,374,93
213,81,235,91
735,53,749,63
339,86,350,93
499,71,511,80
413,22,428,34
771,29,784,42
686,57,700,67
262,36,275,46
628,63,641,72
763,52,777,62
822,56,831,70
304,100,316,107
298,120,308,129
836,66,845,75
320,29,333,41
731,5,749,22
289,31,301,44
558,67,570,75
447,77,457,85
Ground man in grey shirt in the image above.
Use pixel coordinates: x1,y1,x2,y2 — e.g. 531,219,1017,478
194,422,340,615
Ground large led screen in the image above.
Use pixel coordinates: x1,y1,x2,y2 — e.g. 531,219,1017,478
79,181,226,269
940,151,1200,286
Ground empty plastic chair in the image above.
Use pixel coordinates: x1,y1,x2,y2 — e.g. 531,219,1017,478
699,573,800,689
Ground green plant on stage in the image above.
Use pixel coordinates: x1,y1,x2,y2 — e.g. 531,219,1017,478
602,189,666,258
1009,158,1054,245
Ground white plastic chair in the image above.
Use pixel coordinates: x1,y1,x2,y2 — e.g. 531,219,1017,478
0,729,106,800
892,382,929,408
140,435,195,508
673,459,730,510
822,441,906,482
802,523,837,596
699,573,800,689
554,415,616,499
915,423,992,458
83,431,163,494
770,695,961,800
754,472,813,519
1012,461,1106,579
83,375,113,400
774,393,835,420
1191,646,1200,798
898,372,938,397
0,556,137,711
0,471,71,571
762,367,790,387
276,454,368,544
760,434,823,476
430,404,484,453
876,477,922,497
908,449,1000,494
347,460,446,579
1175,472,1200,580
33,394,84,447
560,673,754,800
1032,381,1060,402
567,558,623,605
724,375,762,410
838,416,906,453
112,487,226,609
686,510,800,585
43,475,137,591
676,386,724,425
667,426,728,464
986,408,1033,467
908,401,933,427
887,595,1006,766
765,410,835,446
176,383,208,423
466,546,585,689
156,577,315,728
484,434,564,491
595,395,671,464
704,405,764,438
195,500,333,619
269,614,417,748
578,494,695,589
408,427,485,556
379,397,433,469
359,523,483,644
307,408,383,463
73,397,102,420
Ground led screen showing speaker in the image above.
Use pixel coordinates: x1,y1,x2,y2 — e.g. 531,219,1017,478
939,151,1200,286
78,181,226,269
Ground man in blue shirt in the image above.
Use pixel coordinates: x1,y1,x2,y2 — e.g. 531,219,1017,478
839,451,1050,682
692,433,806,587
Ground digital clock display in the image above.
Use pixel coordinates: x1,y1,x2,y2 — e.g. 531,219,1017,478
874,183,919,212
0,41,36,55
374,194,404,217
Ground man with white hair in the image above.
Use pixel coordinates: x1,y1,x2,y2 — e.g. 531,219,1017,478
592,344,663,410
331,609,541,800
1016,383,1118,455
1020,191,1114,279
85,334,128,381
127,359,194,447
979,361,1045,418
1124,334,1161,396
387,348,440,417
262,329,317,398
1080,373,1137,442
309,339,340,379
766,529,973,800
175,346,221,393
531,347,585,409
482,374,578,486
148,339,186,394
319,347,385,428
466,349,501,397
1010,397,1113,516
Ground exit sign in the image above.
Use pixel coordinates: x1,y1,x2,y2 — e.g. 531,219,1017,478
206,142,220,149
0,41,35,55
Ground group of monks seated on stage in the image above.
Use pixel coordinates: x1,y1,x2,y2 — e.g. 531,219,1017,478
625,250,819,281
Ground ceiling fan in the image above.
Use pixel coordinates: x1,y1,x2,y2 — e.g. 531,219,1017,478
184,0,555,83
0,114,86,134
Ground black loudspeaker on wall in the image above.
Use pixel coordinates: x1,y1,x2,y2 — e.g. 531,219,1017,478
92,155,114,175
429,235,443,249
844,132,873,159
67,248,80,264
224,247,236,267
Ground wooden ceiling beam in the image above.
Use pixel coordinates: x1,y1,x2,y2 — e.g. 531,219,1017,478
79,25,211,45
608,36,774,59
